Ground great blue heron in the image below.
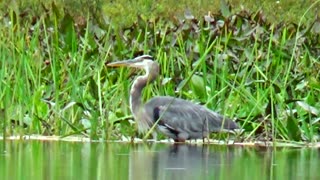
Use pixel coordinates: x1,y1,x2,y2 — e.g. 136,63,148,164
107,55,239,142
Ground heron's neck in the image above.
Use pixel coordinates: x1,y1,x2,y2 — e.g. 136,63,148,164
129,63,159,129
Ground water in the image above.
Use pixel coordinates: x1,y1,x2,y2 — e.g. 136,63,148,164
0,140,319,180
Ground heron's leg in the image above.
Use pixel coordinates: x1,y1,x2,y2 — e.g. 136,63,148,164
152,132,158,142
202,137,210,144
202,132,210,144
130,131,138,143
206,137,210,144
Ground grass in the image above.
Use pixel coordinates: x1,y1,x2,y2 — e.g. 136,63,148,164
100,0,318,25
0,0,319,143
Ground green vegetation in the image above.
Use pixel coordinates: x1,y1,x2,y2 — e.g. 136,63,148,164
0,0,319,143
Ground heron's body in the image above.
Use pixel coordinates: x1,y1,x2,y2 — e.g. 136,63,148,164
144,96,238,141
107,55,239,142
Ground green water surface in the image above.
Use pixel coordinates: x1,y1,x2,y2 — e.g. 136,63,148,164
0,141,319,180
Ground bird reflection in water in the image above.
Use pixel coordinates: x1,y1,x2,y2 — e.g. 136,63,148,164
129,144,237,180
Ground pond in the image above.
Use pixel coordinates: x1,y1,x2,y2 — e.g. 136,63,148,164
0,140,319,180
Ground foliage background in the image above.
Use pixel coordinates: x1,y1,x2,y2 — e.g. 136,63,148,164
0,0,319,142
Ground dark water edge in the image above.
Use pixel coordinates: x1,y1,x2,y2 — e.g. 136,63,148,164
0,140,319,180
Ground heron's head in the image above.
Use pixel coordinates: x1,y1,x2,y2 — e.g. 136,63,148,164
107,55,158,74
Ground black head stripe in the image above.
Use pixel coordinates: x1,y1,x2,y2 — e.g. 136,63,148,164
137,55,153,61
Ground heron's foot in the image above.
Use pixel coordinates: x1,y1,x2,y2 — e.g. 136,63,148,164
202,137,210,144
173,138,186,143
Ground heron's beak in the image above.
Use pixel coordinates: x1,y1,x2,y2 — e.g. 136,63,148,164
107,59,137,67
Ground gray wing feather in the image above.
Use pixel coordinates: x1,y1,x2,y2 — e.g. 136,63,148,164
144,96,238,139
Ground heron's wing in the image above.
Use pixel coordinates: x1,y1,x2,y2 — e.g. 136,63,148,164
145,97,237,135
154,104,204,133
